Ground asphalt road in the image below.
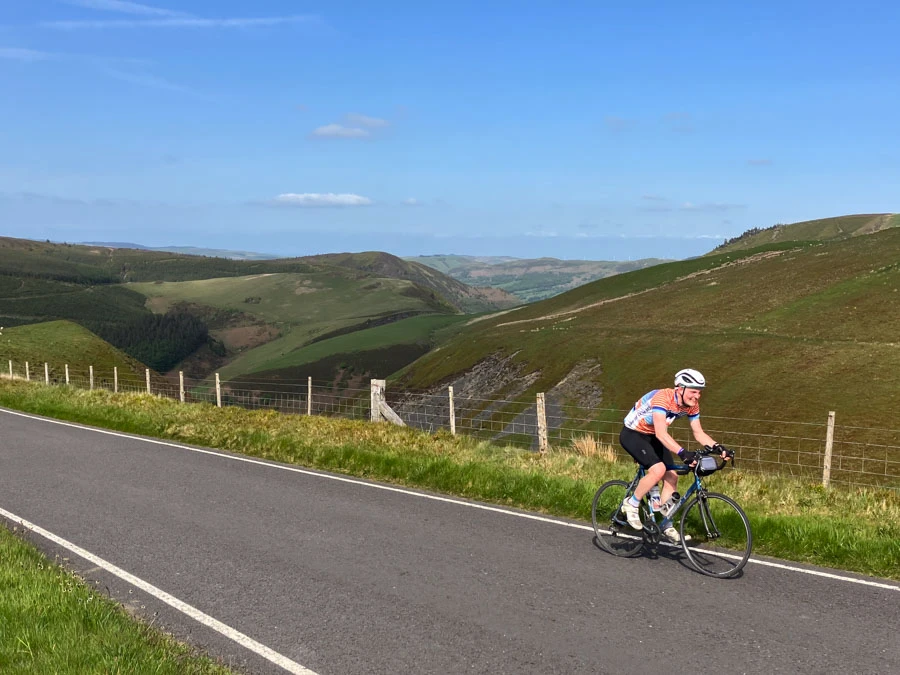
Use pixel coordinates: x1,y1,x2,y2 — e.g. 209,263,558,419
1,407,898,675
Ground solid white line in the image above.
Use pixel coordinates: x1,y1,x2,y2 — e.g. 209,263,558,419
0,505,317,675
3,407,899,593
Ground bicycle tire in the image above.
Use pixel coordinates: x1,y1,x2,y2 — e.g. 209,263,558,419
679,492,752,578
591,480,644,558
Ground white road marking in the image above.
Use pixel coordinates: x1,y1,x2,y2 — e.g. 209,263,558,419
0,504,317,675
3,406,899,594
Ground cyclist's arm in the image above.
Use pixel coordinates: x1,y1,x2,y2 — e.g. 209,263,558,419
652,411,685,455
690,417,716,448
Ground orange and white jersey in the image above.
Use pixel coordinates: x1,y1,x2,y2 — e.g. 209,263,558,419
623,388,700,435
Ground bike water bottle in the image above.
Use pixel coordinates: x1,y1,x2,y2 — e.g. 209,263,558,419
661,492,680,517
648,486,661,513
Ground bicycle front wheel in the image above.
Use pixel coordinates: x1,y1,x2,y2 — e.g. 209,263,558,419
679,492,752,578
591,480,644,557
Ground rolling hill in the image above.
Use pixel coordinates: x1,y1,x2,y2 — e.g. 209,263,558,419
0,320,169,390
711,213,899,254
393,226,900,443
0,237,516,385
406,254,669,302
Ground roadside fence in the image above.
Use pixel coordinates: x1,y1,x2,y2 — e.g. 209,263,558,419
3,359,898,492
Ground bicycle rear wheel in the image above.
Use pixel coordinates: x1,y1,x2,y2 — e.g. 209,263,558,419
679,492,752,578
591,480,644,557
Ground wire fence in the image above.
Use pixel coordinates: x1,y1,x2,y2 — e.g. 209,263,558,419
4,358,899,491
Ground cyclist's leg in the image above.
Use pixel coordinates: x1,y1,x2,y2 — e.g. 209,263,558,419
653,440,679,504
619,427,667,501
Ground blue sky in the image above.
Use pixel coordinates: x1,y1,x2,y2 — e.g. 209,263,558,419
1,0,898,260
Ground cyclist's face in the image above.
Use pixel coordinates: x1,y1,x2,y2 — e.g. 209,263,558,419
682,387,702,406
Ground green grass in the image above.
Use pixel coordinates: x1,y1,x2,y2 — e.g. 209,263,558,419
1,379,897,581
0,321,160,388
0,522,232,674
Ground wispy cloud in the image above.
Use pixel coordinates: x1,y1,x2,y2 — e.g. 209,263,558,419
309,113,390,140
42,15,317,30
310,124,370,139
102,67,194,94
402,198,420,206
61,0,188,17
345,113,389,129
747,158,773,166
272,193,373,207
604,116,635,132
679,201,744,212
3,45,192,94
0,47,55,62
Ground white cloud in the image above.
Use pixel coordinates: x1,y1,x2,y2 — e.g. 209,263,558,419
345,113,389,128
402,198,419,206
273,193,373,207
0,47,54,62
41,15,315,29
310,124,370,139
102,68,194,94
525,230,559,238
62,1,188,17
679,202,744,212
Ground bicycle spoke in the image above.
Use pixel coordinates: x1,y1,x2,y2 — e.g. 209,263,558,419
680,492,752,577
592,480,645,558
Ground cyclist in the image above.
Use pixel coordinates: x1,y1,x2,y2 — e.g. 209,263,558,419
618,368,730,543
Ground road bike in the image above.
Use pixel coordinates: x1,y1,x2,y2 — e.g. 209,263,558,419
591,447,752,578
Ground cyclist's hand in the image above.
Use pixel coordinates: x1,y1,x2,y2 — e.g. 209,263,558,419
713,443,734,460
679,449,698,466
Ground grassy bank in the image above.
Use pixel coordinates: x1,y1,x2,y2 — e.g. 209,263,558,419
1,378,898,583
0,522,232,674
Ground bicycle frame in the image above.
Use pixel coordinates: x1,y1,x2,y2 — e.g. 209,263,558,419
626,464,707,532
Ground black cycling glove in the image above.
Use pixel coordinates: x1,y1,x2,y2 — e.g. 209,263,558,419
679,449,698,465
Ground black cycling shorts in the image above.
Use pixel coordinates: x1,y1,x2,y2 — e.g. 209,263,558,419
619,426,675,469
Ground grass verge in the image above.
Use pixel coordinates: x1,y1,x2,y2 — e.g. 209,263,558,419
1,378,898,583
0,521,233,674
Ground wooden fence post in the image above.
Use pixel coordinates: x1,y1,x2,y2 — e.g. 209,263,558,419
307,376,312,415
8,360,11,378
65,364,70,385
822,410,835,488
113,367,118,393
25,361,30,381
89,366,94,390
215,373,222,408
179,371,185,403
145,368,151,395
448,385,456,435
44,362,49,384
371,379,384,422
536,392,548,454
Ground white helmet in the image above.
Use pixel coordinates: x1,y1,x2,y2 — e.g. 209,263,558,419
674,368,706,389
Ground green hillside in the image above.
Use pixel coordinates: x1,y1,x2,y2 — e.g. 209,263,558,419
395,228,900,439
128,272,464,381
0,321,166,388
406,254,669,302
712,213,899,254
295,251,521,312
0,236,519,383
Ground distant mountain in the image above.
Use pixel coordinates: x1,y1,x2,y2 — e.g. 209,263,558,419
710,213,900,254
292,251,522,313
405,255,670,302
79,242,280,261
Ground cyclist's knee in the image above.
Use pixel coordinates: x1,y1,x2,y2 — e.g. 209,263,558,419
647,463,666,481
